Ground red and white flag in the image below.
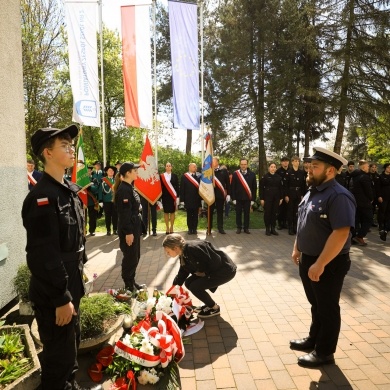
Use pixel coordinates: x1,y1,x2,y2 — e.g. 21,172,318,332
121,2,152,129
134,135,162,205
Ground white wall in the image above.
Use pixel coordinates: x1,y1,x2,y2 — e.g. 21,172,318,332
0,1,28,309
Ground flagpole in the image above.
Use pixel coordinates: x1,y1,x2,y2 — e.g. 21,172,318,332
200,0,204,163
99,0,107,167
153,0,158,165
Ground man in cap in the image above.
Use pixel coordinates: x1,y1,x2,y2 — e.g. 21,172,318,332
290,147,356,368
22,125,101,390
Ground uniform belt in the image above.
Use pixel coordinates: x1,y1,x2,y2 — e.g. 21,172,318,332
61,247,84,262
290,187,301,190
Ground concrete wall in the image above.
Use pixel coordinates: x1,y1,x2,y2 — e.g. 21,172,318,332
0,2,28,309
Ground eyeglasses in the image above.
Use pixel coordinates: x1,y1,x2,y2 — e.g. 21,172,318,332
47,144,75,154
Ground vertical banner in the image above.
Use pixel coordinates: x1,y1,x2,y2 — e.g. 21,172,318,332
71,130,91,206
169,1,200,130
121,3,153,129
199,133,215,206
65,0,100,127
134,135,162,204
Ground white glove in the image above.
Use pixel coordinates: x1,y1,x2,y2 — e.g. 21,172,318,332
251,201,254,206
156,201,163,210
180,202,184,206
226,195,231,202
232,200,236,205
176,198,180,206
99,202,103,208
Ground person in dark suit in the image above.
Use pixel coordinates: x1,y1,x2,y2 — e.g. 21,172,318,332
160,162,180,234
376,163,390,241
209,157,230,234
180,163,201,235
345,161,355,191
230,158,257,234
27,159,42,190
276,157,289,229
163,233,236,319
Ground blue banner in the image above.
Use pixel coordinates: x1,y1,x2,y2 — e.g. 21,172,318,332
169,1,200,130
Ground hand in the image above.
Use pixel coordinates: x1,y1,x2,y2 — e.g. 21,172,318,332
56,302,76,326
291,248,301,266
279,199,283,205
176,198,180,206
260,200,264,207
157,201,163,210
378,197,383,203
308,262,324,282
126,234,134,246
232,200,236,205
194,271,205,277
285,196,289,203
99,202,103,208
251,201,254,206
226,195,231,202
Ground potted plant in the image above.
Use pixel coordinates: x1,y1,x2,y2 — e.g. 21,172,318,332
11,264,34,316
0,321,41,389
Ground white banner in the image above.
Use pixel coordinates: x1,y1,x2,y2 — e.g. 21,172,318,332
65,1,100,127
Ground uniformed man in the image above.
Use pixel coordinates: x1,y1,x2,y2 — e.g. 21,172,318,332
230,158,257,234
86,166,99,236
92,161,103,218
345,160,355,191
290,147,356,368
284,156,306,235
209,157,230,234
22,125,102,390
180,163,202,235
276,157,289,229
100,165,117,235
369,163,380,227
376,162,390,241
27,159,42,190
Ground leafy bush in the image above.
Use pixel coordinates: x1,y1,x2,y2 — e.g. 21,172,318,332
12,264,31,302
79,294,132,339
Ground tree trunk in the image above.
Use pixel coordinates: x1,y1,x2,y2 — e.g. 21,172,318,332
185,129,192,155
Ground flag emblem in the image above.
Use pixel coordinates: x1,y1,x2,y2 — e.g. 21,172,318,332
37,197,49,206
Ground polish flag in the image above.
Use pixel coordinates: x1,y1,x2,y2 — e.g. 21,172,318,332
121,2,152,129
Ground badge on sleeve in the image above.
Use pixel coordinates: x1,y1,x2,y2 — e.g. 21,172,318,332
123,199,129,203
37,197,49,206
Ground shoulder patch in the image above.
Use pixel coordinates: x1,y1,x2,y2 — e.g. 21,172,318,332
123,199,129,203
37,197,49,206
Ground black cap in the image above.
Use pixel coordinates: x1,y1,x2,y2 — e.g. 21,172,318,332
93,161,102,166
115,160,123,165
280,156,289,162
383,163,390,170
31,125,78,156
119,161,140,176
303,147,347,170
104,165,117,175
88,166,93,170
347,161,355,166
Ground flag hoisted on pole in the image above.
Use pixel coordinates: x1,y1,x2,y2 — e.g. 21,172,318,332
199,132,215,207
134,135,162,205
65,0,100,128
121,1,153,129
71,129,91,206
168,1,200,130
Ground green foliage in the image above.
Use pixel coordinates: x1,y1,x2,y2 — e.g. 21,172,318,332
0,327,32,386
79,294,131,339
12,264,31,303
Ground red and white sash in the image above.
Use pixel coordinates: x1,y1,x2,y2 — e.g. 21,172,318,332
184,172,199,189
102,177,114,189
214,176,226,198
27,171,37,187
235,170,252,200
161,172,177,201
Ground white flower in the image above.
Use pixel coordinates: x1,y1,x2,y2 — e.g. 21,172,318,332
121,334,133,347
156,296,172,314
137,370,149,385
139,339,154,355
146,297,156,311
138,369,160,385
146,369,160,384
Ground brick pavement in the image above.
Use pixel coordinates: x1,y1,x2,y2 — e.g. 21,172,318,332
78,229,390,389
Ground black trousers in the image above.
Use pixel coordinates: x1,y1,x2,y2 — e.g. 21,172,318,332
235,199,251,229
103,202,117,233
209,198,225,230
186,207,199,232
263,192,280,227
141,197,157,233
87,205,97,234
299,253,351,356
278,200,288,226
378,199,390,231
354,207,373,238
287,190,301,228
34,306,80,390
119,233,141,289
184,270,236,308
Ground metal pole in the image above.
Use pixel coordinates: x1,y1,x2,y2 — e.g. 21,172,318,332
152,0,158,165
99,0,107,167
200,0,204,163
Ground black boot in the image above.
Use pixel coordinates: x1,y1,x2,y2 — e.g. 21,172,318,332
379,230,387,241
270,226,279,235
288,226,295,235
265,226,271,236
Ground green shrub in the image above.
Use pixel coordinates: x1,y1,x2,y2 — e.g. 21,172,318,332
12,264,31,302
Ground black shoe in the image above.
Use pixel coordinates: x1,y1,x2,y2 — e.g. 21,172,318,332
297,351,335,367
379,230,387,241
265,226,271,236
270,227,279,235
193,304,207,313
113,230,118,235
72,381,103,390
134,282,147,290
288,228,295,235
193,230,198,234
89,232,95,236
244,229,250,234
106,231,111,236
236,228,241,234
372,222,378,227
197,305,220,318
152,231,157,236
218,229,226,234
277,225,284,230
187,230,193,235
290,337,315,351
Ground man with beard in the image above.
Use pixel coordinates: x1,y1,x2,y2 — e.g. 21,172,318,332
290,147,356,368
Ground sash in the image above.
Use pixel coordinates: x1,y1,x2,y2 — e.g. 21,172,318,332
235,170,252,200
88,190,100,211
161,172,177,201
214,176,226,198
102,177,114,189
184,172,200,189
27,171,37,187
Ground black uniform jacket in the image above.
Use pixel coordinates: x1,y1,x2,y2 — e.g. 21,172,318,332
180,173,201,208
115,181,142,236
231,169,257,201
376,172,390,200
173,241,237,286
214,167,230,199
284,168,306,193
350,170,373,208
22,172,86,309
259,172,284,200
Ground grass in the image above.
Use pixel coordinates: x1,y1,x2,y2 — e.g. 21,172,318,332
91,208,266,234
